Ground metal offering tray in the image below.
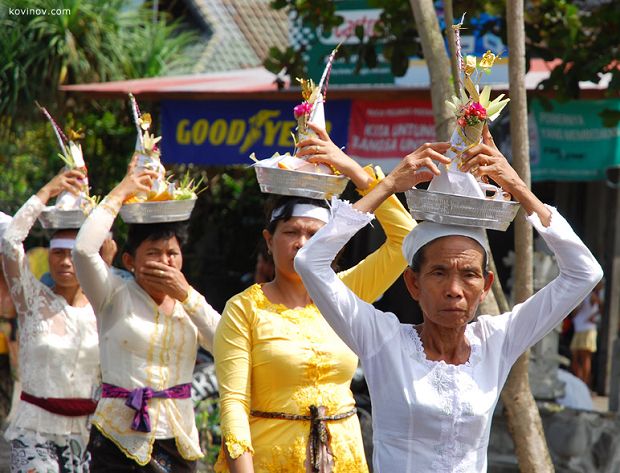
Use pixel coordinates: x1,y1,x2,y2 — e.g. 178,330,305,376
38,207,88,229
119,197,197,224
405,188,520,231
254,165,349,200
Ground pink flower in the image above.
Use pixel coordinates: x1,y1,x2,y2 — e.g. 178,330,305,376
293,101,312,119
469,101,486,115
457,101,488,127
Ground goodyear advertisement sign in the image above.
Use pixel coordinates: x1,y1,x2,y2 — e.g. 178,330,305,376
161,100,351,166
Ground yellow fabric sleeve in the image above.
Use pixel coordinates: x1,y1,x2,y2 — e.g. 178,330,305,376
213,294,255,460
338,165,415,303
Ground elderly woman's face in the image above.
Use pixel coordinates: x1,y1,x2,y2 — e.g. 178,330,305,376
263,217,325,280
405,236,493,329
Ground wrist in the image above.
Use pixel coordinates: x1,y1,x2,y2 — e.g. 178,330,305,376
368,179,395,203
351,169,374,190
180,285,191,303
181,286,201,313
36,186,52,204
379,175,397,195
100,193,124,215
505,180,530,202
109,183,131,202
355,165,381,196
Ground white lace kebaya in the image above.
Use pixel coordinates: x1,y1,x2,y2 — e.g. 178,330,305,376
1,195,100,446
295,198,603,473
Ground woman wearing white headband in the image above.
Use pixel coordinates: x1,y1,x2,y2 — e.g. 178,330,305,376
214,124,450,473
1,169,100,473
295,126,603,473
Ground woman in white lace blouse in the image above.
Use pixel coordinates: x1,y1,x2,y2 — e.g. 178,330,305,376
73,164,220,472
1,170,100,473
295,130,603,473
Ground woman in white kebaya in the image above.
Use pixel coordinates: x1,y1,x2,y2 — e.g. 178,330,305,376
295,128,603,473
2,170,99,473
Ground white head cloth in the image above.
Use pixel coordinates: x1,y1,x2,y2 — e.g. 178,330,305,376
271,203,330,224
49,238,76,250
402,221,489,265
0,211,12,239
0,212,12,255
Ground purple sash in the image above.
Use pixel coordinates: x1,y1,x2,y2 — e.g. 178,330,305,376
101,382,191,432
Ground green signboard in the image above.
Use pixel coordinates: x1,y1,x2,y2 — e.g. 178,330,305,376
531,99,620,181
290,1,508,87
290,0,394,85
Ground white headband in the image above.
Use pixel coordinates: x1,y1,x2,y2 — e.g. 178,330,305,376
49,238,76,250
402,222,489,266
0,211,11,238
271,203,330,224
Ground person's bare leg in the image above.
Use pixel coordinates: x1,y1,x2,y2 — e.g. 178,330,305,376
581,350,593,389
571,351,583,382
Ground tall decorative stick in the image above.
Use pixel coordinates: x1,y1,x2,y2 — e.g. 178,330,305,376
309,44,341,123
452,13,467,94
128,93,144,151
36,102,67,156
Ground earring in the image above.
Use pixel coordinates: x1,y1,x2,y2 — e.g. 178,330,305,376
267,249,272,256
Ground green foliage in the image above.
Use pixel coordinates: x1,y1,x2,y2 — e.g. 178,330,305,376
524,0,620,100
265,0,619,102
264,45,307,86
269,0,341,29
0,0,196,214
195,398,221,471
0,117,57,214
371,0,422,77
117,14,198,79
0,0,197,116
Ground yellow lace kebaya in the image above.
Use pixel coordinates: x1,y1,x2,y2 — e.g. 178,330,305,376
214,168,414,472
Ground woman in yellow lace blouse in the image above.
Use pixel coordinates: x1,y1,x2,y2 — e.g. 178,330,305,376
214,125,415,473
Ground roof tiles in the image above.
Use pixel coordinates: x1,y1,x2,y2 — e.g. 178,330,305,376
185,0,288,73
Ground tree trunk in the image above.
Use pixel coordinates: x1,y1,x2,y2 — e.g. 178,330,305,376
501,2,554,472
479,244,510,316
409,0,453,141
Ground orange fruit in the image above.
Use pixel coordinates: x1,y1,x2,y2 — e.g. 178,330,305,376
278,162,292,170
148,190,173,202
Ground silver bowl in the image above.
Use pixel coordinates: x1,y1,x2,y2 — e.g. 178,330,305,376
254,166,349,200
38,207,88,229
405,188,520,231
119,197,197,224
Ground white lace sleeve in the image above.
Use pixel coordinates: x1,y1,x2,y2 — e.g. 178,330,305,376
1,196,49,321
480,206,603,371
295,198,402,358
73,198,123,313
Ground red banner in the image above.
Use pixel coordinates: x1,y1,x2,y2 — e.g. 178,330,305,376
347,100,436,171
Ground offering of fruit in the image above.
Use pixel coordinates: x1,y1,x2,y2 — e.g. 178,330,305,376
125,94,203,203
